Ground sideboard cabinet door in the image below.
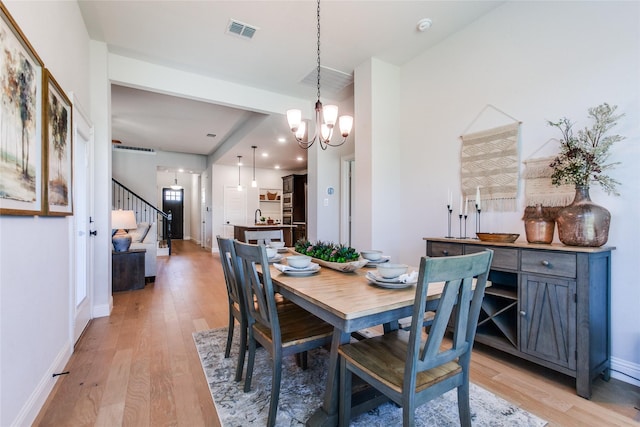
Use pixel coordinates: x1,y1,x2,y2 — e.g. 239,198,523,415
520,274,577,370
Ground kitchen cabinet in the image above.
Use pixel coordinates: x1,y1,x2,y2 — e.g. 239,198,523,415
424,237,613,399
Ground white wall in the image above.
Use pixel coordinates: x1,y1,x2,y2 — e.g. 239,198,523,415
0,2,90,425
354,1,639,384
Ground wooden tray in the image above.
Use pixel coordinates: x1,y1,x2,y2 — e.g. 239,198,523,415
476,233,519,243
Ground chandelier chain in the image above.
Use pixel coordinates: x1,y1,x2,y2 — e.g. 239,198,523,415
316,0,321,101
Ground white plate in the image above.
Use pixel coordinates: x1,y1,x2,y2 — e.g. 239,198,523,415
365,256,391,267
366,273,415,289
281,266,321,276
366,271,417,285
277,248,289,253
268,254,284,263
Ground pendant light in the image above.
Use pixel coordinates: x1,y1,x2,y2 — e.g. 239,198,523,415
237,156,243,191
286,0,353,150
251,146,257,188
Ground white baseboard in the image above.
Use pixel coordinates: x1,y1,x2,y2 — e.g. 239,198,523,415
93,297,112,318
11,341,72,427
611,356,640,387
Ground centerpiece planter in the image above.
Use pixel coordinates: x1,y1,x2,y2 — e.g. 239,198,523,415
556,186,610,247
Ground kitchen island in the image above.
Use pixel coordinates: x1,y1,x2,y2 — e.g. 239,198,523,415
233,224,297,247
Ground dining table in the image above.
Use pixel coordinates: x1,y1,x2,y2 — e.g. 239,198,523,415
266,261,447,427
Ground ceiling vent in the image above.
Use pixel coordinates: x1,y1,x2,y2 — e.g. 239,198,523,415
301,66,353,94
113,145,156,155
226,19,258,40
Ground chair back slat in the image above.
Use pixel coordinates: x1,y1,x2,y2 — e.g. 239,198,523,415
405,250,493,389
233,240,282,344
217,237,243,308
244,229,284,245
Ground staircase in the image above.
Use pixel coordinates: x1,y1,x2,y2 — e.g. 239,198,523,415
112,178,173,255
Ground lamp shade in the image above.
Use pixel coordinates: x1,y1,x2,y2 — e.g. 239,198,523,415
111,210,137,230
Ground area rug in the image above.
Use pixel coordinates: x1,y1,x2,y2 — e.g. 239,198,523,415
193,328,547,427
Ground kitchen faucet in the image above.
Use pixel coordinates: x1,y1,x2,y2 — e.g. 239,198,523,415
254,208,262,224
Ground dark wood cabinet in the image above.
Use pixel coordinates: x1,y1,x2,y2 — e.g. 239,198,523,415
112,249,146,292
425,237,613,399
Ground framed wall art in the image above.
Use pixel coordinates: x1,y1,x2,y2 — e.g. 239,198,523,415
0,3,45,215
43,69,73,216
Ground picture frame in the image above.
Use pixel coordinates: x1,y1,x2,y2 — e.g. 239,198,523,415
0,3,45,215
43,69,73,216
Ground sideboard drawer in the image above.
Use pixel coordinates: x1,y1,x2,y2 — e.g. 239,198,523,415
465,246,518,270
521,250,576,278
428,242,463,257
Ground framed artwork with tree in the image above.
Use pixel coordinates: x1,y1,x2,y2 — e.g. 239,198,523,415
43,69,72,216
0,3,45,215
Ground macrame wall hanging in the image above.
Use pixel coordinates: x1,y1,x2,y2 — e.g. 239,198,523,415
460,105,521,212
522,139,574,207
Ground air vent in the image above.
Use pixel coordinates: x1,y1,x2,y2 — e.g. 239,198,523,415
226,19,258,40
113,145,156,155
301,66,353,94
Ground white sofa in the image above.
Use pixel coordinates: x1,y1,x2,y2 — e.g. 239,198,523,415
129,222,157,280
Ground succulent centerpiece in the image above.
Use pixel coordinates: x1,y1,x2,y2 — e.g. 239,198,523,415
293,240,366,272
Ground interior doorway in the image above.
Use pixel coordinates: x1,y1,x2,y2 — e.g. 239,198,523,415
163,188,184,239
340,155,355,246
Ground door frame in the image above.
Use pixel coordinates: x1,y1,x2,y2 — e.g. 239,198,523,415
340,154,355,246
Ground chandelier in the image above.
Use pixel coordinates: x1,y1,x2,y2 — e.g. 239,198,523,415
286,0,353,150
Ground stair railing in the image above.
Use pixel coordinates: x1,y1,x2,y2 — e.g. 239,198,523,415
112,178,172,255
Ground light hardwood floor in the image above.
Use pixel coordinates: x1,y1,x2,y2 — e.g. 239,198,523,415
34,240,639,426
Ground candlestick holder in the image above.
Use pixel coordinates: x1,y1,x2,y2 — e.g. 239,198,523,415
458,214,463,238
463,214,468,238
445,206,453,238
474,205,482,238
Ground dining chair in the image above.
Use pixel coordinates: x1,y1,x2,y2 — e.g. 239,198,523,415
338,250,493,427
244,229,284,246
233,240,334,427
216,236,247,382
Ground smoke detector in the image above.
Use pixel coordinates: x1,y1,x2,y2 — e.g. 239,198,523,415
417,18,433,32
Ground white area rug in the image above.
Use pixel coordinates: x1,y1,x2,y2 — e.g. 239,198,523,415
193,327,548,427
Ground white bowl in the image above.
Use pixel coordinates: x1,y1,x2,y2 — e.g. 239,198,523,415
287,255,311,269
377,263,408,279
265,246,277,259
361,250,383,261
269,241,285,249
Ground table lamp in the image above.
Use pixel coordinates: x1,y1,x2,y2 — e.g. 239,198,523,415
111,209,137,252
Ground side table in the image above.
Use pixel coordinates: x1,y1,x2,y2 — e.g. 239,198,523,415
112,249,146,292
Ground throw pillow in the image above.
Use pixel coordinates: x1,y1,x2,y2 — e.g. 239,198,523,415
129,222,150,243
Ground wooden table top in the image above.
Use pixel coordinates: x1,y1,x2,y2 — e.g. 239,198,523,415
267,265,445,321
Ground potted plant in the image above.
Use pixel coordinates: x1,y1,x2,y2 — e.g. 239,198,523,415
548,103,625,246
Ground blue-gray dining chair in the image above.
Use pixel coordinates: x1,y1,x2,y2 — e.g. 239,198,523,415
338,250,493,427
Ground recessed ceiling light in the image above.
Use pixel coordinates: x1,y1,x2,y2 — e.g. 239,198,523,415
262,153,269,158
297,156,304,161
274,165,280,169
278,137,286,143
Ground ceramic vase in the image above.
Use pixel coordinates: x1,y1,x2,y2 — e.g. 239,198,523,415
524,204,555,244
556,186,610,247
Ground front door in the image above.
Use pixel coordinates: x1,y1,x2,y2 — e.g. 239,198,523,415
163,188,184,239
